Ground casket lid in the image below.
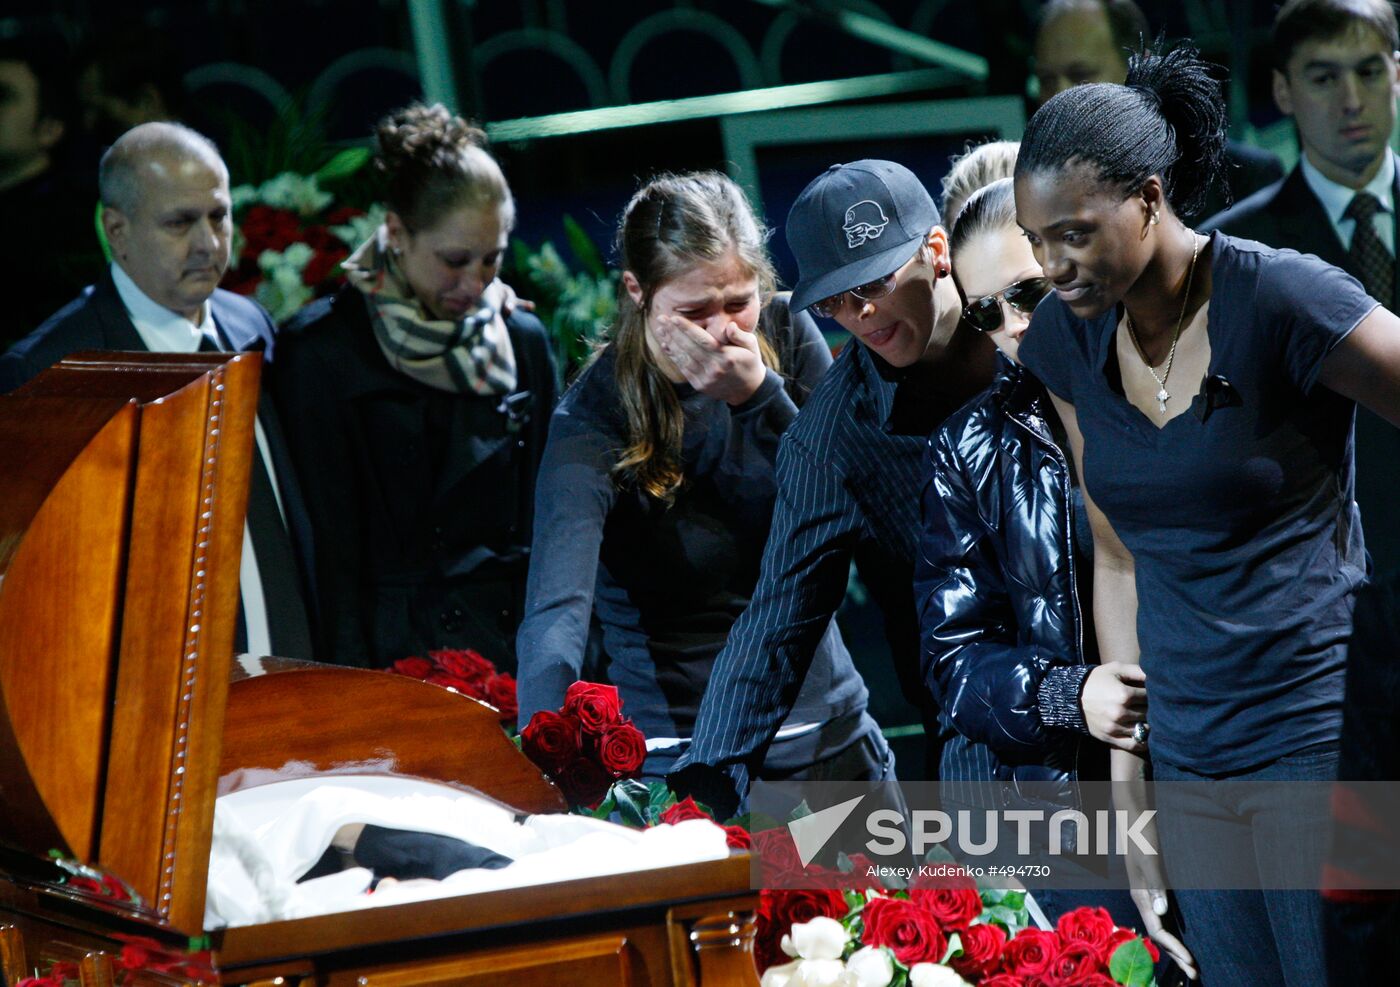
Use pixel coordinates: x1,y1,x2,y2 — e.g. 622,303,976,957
0,352,258,935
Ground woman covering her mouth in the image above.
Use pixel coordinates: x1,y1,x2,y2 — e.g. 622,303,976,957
272,103,557,672
516,171,886,785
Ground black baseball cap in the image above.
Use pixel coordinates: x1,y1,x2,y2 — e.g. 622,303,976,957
786,160,941,313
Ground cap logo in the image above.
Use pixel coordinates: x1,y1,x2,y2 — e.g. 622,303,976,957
842,200,890,248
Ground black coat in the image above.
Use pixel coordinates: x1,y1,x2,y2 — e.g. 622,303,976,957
916,358,1100,805
1203,156,1400,577
0,272,318,659
273,285,558,670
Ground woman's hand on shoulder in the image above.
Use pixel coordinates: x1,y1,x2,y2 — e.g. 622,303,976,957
1081,661,1148,752
653,314,767,405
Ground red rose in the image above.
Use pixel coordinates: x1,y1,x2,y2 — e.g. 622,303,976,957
520,710,580,774
391,656,434,679
484,673,518,721
752,828,807,887
1063,975,1116,987
861,895,948,966
100,873,127,898
755,889,848,972
910,885,983,930
724,825,752,850
841,852,885,890
562,681,624,734
981,975,1029,987
302,244,349,287
66,876,103,895
325,205,362,225
1003,928,1060,977
1055,907,1116,959
118,943,151,971
430,648,494,685
951,921,1008,979
1105,929,1160,965
48,963,80,981
1045,940,1102,985
556,756,614,808
595,720,646,777
240,205,301,256
910,864,980,892
660,795,712,825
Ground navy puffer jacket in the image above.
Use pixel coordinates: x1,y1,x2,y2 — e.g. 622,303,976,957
916,356,1103,803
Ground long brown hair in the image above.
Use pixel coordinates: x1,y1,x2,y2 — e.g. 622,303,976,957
610,172,781,502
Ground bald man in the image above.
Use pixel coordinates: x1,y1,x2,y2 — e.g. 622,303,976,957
0,121,315,661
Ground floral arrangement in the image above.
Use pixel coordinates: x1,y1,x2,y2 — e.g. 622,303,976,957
517,681,648,807
507,216,618,379
755,887,1160,987
390,647,517,723
222,150,383,322
49,851,140,905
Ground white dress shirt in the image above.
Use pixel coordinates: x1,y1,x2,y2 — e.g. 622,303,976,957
111,262,277,658
1300,151,1395,256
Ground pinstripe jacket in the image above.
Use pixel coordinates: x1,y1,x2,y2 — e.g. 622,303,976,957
672,339,962,800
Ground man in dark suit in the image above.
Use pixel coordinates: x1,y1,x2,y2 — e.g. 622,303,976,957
0,121,315,660
1032,0,1284,222
1204,0,1400,575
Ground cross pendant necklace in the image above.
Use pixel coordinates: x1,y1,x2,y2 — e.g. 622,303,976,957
1126,233,1201,416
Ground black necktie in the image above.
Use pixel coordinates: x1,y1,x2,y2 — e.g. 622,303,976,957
199,333,312,658
1346,192,1394,305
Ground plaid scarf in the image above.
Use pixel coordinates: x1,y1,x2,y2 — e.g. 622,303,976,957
343,227,517,395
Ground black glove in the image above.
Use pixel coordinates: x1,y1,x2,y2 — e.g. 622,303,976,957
666,762,743,822
353,825,514,881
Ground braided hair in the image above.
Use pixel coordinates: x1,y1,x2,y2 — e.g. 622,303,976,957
1015,43,1229,219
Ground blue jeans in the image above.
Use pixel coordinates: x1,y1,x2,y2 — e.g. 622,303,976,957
1152,742,1339,987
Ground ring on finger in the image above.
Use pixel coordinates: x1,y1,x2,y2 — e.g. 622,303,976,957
1132,721,1150,745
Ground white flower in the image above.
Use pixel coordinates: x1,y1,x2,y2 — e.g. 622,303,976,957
781,917,848,962
844,946,894,987
255,172,333,215
761,959,802,987
907,963,971,987
330,204,387,249
230,183,259,212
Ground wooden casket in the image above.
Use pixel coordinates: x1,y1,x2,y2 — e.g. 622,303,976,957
0,352,759,986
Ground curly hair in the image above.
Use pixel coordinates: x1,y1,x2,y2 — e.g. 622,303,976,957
374,103,513,231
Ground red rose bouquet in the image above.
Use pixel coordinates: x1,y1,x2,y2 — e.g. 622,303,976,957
389,648,517,724
755,884,1162,987
518,681,647,808
222,152,381,322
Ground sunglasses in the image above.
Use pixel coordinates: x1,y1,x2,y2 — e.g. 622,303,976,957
962,277,1051,332
810,270,899,319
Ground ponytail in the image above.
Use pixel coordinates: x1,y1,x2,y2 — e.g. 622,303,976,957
1016,42,1229,218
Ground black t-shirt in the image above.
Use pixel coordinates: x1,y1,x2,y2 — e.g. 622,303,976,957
1020,232,1376,774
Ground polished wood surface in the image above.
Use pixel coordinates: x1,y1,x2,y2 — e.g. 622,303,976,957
0,353,761,987
220,660,566,815
96,355,257,933
0,396,136,859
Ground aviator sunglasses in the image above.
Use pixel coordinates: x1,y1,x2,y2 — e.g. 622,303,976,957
962,276,1051,332
809,270,899,319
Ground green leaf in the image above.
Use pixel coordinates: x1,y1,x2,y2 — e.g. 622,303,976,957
315,147,370,182
1001,890,1026,911
580,794,616,820
941,931,963,964
789,800,814,821
1109,938,1156,987
612,779,651,827
984,904,1020,929
563,214,607,277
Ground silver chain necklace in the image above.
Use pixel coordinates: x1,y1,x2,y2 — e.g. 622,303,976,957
1126,233,1202,415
